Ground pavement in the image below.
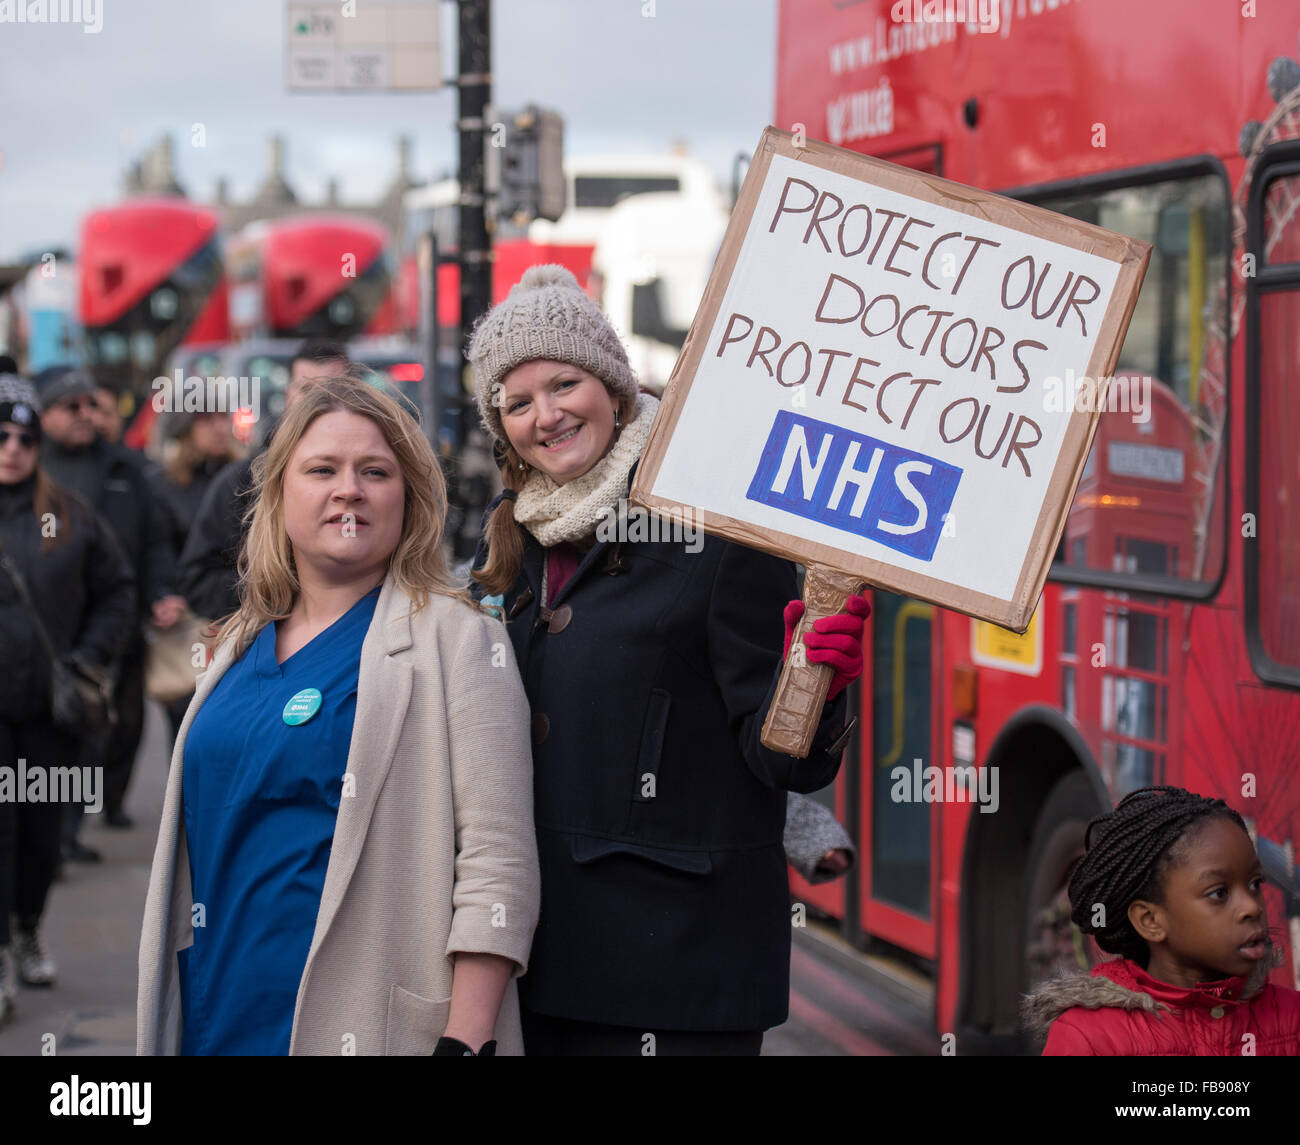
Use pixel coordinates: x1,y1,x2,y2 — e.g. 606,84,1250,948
0,700,934,1057
0,703,169,1057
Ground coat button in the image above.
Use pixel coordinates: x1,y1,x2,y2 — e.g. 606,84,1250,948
547,604,573,633
1210,1006,1226,1019
531,712,549,744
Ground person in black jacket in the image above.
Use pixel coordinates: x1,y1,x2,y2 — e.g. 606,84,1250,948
35,367,183,833
468,267,869,1055
0,376,135,1024
154,407,242,549
150,406,244,733
176,339,349,623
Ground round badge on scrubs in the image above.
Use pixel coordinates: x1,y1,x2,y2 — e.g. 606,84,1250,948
283,688,323,726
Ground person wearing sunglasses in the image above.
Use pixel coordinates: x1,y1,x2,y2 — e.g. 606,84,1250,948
35,367,185,835
0,375,136,1024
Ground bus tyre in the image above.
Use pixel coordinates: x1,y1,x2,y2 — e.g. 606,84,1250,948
1020,771,1104,1036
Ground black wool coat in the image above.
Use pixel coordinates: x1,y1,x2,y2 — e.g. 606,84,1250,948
472,495,851,1032
0,478,137,721
42,439,177,618
176,453,257,622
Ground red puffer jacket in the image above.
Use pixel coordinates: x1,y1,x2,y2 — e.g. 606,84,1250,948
1024,957,1300,1056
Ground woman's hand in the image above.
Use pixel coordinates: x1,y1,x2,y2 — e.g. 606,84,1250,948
782,593,871,700
815,847,853,879
150,594,187,630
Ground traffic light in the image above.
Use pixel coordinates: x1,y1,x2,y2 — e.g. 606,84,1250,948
486,105,566,225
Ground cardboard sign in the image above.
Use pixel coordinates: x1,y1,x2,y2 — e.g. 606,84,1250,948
631,129,1150,631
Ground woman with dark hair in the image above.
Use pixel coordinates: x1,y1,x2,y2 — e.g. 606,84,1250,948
0,375,135,1025
468,266,869,1055
138,370,539,1056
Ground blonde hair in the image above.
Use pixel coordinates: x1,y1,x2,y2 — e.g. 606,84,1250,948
218,369,465,654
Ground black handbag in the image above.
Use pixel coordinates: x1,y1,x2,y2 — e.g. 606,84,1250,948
0,548,117,734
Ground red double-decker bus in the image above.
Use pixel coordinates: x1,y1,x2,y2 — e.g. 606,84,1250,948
79,198,230,419
228,215,397,341
777,0,1300,1047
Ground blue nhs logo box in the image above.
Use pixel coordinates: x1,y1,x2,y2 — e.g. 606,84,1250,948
746,411,961,562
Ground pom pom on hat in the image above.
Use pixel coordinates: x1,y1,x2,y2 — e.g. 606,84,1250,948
467,263,638,445
515,264,572,291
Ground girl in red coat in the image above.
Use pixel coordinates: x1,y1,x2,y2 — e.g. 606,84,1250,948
1025,786,1300,1055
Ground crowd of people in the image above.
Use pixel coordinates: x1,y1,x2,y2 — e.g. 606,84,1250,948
0,339,367,1025
5,271,1298,1055
0,322,859,1048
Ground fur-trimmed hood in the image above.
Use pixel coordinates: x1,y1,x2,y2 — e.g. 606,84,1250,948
1022,955,1275,1038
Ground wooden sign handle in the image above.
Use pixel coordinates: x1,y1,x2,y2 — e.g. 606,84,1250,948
761,565,867,758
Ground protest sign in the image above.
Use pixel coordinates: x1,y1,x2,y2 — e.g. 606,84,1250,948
630,128,1150,754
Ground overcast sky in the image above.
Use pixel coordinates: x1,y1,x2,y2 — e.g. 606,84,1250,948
0,0,778,262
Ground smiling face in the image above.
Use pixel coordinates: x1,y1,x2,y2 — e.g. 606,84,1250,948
501,359,620,485
281,410,405,584
1130,816,1271,987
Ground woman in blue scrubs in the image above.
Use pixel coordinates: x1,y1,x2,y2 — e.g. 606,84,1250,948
138,372,540,1056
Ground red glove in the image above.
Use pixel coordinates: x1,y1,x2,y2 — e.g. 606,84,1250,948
782,593,871,701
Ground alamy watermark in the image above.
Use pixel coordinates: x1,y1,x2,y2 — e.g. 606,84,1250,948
0,0,102,34
890,757,1000,814
890,0,1000,35
1041,369,1151,424
0,759,102,814
595,498,704,554
152,369,261,423
50,1077,150,1125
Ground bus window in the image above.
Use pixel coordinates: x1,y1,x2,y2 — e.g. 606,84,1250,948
189,352,222,377
1034,174,1229,590
870,592,932,919
573,175,680,209
1099,600,1169,794
1264,174,1300,265
1254,266,1300,674
1115,538,1172,576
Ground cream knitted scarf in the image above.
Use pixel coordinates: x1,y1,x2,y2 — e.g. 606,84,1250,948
514,392,659,547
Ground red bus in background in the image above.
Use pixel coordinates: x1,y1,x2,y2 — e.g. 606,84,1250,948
413,237,596,331
79,198,229,423
777,0,1300,1047
229,215,397,342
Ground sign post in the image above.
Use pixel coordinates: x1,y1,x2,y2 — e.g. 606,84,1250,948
631,127,1150,755
285,2,442,93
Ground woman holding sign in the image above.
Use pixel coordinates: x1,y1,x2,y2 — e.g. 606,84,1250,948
469,266,870,1055
138,372,540,1056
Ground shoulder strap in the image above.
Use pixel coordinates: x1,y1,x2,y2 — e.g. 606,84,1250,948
0,539,63,669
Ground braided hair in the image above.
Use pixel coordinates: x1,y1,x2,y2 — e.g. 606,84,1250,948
1067,786,1248,966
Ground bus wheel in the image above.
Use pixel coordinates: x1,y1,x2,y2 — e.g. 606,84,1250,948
1021,772,1103,1002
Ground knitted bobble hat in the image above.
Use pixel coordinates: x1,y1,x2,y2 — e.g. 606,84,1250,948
0,374,42,442
467,264,639,445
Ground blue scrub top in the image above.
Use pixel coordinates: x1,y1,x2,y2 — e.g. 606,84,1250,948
179,586,380,1055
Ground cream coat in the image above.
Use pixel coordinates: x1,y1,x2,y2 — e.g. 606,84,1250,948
137,576,540,1055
